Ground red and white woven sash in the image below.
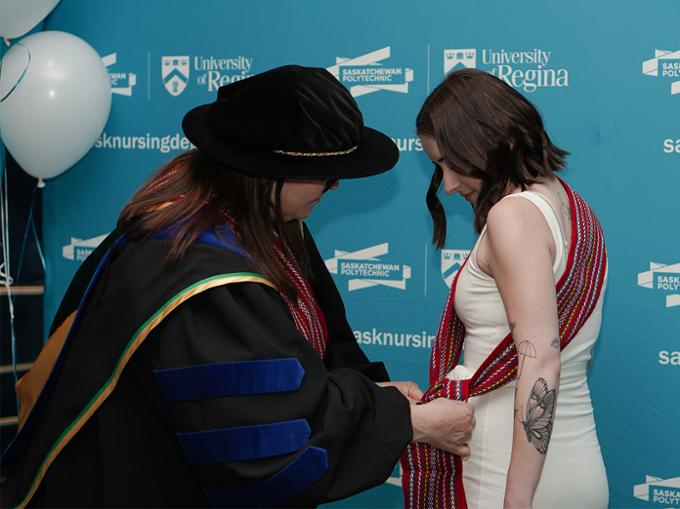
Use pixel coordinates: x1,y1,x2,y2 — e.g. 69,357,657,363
273,237,330,359
401,180,607,509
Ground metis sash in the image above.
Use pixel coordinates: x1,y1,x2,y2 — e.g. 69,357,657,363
401,180,607,509
273,235,330,359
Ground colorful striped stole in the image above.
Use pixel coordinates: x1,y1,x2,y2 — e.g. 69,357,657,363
401,180,607,509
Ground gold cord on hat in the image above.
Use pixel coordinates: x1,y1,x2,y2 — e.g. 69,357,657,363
273,146,358,157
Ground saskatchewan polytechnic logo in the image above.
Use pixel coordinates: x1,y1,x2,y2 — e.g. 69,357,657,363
637,261,680,308
62,234,108,262
102,53,136,96
634,474,680,506
162,56,190,96
441,249,470,288
324,243,411,291
643,50,680,95
326,47,414,98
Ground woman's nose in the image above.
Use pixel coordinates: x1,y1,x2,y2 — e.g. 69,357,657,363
442,171,460,195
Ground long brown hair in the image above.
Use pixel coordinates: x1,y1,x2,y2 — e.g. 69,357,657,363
417,68,568,247
118,149,309,297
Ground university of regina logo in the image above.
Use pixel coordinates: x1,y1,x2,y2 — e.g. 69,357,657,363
443,47,568,93
161,55,253,96
441,249,471,288
642,50,680,95
326,47,414,98
62,234,108,262
324,243,411,291
634,474,680,506
637,261,680,308
162,56,190,96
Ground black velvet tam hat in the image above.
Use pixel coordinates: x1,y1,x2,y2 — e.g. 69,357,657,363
182,65,399,179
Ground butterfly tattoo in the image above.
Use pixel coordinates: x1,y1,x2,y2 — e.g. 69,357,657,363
520,377,556,454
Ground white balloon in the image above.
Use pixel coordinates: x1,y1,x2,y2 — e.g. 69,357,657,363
0,31,111,181
0,0,60,39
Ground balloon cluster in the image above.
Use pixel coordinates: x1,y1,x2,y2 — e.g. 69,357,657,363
0,0,111,185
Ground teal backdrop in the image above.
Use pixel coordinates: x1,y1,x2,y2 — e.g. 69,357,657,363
16,0,680,507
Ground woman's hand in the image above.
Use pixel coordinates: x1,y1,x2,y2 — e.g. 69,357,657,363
376,380,424,403
409,398,475,457
377,381,474,456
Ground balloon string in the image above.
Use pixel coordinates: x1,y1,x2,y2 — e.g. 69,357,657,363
1,164,20,392
31,204,46,272
0,41,31,103
16,184,45,279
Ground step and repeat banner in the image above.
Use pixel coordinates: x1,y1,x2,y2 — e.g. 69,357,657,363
31,0,679,507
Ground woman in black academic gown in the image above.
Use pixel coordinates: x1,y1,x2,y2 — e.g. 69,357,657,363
1,65,474,508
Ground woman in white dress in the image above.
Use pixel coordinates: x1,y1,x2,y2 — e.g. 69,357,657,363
407,69,608,509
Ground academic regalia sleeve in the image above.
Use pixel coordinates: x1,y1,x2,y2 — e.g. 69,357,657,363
149,280,412,508
301,223,391,381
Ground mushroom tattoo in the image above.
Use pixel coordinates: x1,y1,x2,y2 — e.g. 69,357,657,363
517,340,537,380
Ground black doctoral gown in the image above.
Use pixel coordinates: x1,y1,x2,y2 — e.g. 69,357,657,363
0,223,411,508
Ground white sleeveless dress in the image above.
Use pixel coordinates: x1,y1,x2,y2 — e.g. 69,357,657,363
447,191,609,509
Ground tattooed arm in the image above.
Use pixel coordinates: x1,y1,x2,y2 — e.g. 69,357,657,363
480,197,561,509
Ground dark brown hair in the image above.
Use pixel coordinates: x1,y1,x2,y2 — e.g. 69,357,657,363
417,68,568,247
118,149,309,297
